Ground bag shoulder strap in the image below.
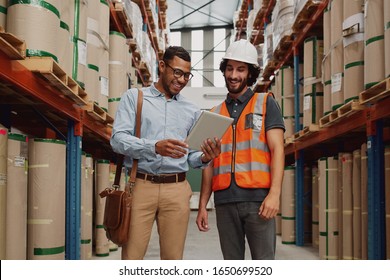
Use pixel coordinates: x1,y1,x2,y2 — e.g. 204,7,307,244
113,88,143,186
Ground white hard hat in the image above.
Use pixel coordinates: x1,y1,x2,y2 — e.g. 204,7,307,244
223,39,259,66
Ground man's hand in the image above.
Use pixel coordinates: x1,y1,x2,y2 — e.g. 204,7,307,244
155,139,188,158
258,192,280,220
196,208,210,232
200,137,222,163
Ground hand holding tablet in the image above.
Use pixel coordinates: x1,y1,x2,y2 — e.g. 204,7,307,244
185,110,233,151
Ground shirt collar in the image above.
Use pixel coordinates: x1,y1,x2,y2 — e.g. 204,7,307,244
151,83,180,100
226,88,253,104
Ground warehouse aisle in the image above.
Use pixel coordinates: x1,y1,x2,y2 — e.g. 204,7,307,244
93,210,319,260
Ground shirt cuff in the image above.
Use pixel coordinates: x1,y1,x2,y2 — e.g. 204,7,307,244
199,153,212,168
144,139,159,157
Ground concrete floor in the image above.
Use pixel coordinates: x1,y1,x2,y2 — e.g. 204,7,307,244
94,210,319,260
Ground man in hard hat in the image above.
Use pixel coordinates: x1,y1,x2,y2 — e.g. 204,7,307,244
196,39,285,260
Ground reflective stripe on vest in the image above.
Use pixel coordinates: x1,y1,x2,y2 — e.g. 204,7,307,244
211,92,271,191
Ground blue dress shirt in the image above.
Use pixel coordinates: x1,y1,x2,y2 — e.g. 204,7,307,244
110,84,206,174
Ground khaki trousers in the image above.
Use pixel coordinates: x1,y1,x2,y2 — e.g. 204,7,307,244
121,178,192,260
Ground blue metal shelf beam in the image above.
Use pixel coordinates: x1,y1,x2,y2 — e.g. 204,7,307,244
65,120,82,260
367,119,386,259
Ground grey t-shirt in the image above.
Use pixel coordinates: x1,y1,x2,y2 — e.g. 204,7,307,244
214,88,285,206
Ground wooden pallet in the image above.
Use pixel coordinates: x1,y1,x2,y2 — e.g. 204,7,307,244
319,100,364,128
292,0,321,34
262,59,279,79
105,112,114,125
359,78,390,105
284,136,294,145
84,101,107,122
113,1,133,38
0,29,26,60
18,57,88,106
293,124,319,141
273,34,293,60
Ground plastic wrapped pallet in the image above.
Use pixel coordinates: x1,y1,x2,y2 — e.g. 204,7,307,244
6,133,28,260
253,0,264,11
303,36,323,128
0,0,7,30
364,0,385,89
0,126,7,260
246,9,257,40
281,166,295,245
27,139,66,260
94,159,110,257
318,156,339,259
262,23,273,69
384,0,390,78
330,0,344,110
343,0,364,103
272,0,294,53
80,153,93,260
7,0,60,62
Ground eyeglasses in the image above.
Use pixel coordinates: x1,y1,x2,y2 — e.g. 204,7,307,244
165,62,193,81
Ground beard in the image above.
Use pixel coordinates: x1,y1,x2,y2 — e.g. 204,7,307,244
225,76,248,95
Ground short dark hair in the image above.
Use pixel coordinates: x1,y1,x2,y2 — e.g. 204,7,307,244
219,59,260,86
163,46,191,63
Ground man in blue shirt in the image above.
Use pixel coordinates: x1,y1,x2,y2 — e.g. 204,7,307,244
111,46,221,260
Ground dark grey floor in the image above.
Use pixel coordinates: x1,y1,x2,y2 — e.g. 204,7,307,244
94,210,319,260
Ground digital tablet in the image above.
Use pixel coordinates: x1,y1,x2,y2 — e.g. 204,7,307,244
185,110,234,151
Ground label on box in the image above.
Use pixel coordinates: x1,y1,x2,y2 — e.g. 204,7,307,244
100,76,109,96
331,73,342,93
14,156,25,167
0,173,6,186
304,95,311,111
78,40,87,66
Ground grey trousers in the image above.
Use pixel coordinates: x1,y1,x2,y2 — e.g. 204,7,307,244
216,202,276,260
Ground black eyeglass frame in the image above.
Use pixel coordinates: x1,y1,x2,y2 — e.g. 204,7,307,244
164,62,194,81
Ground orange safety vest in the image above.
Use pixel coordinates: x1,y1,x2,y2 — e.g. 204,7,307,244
211,92,271,191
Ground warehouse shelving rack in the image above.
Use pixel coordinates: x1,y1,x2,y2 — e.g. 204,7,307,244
0,0,165,259
236,0,388,259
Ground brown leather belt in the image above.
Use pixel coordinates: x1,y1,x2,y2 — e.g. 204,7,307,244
135,172,186,184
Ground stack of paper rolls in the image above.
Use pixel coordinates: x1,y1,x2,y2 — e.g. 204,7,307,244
281,166,295,245
108,31,129,118
0,126,7,260
80,153,94,260
330,0,344,110
27,139,66,260
94,159,110,257
7,0,60,62
343,0,364,103
6,133,28,260
364,0,385,89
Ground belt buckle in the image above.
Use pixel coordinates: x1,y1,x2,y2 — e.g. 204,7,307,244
150,175,160,184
